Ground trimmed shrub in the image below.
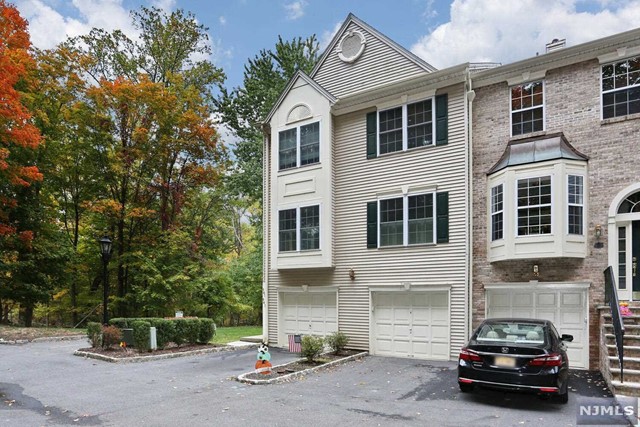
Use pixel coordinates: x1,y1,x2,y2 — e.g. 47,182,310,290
153,319,174,349
173,319,187,346
87,322,102,348
108,318,130,329
301,335,324,363
183,319,200,345
325,331,349,355
132,321,151,352
101,325,122,349
197,319,216,344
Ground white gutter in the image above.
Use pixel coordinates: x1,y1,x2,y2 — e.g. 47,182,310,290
262,129,270,343
465,68,476,342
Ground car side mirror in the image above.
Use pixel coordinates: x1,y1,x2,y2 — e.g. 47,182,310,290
561,334,573,342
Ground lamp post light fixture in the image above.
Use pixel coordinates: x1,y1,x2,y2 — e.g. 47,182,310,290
99,236,112,325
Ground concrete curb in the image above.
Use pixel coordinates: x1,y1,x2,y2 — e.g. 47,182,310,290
236,351,368,385
0,335,85,345
74,343,259,363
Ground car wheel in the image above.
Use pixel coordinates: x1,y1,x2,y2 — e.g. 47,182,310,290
555,390,568,404
459,383,474,393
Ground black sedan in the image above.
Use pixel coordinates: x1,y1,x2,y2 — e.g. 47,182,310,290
457,318,573,403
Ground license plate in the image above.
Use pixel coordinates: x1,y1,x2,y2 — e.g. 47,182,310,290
494,356,516,368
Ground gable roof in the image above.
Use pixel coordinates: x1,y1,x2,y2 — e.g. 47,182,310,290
311,13,436,78
263,70,337,125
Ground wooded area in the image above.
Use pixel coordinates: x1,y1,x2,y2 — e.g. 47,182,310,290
0,2,319,327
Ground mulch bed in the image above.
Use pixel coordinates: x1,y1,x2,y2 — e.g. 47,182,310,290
77,342,222,358
243,350,362,380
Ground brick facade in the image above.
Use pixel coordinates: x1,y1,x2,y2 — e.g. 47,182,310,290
472,58,640,369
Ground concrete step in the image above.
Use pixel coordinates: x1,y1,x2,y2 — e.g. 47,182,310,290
610,368,640,385
606,345,640,358
605,334,640,347
611,380,640,397
239,335,263,343
603,324,640,331
603,315,640,325
609,356,640,371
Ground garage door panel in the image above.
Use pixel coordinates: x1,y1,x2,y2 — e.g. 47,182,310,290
431,292,448,307
431,342,450,359
280,292,337,344
431,307,449,322
376,339,392,353
412,325,429,339
490,292,510,307
537,293,557,307
394,325,411,336
431,324,449,339
562,292,582,306
561,311,582,325
536,310,557,322
393,307,411,323
488,308,511,318
486,287,588,369
514,293,534,306
372,291,450,360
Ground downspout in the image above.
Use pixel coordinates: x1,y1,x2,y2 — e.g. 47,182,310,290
262,124,271,344
465,67,476,342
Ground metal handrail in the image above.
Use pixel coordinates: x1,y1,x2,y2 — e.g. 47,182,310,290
604,266,625,383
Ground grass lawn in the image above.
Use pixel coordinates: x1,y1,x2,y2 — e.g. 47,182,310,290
211,325,262,345
0,325,85,341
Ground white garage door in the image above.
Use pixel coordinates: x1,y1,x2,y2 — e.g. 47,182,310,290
280,292,337,345
372,291,450,360
486,286,588,369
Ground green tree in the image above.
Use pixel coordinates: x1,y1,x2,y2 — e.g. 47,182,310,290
30,45,103,326
216,35,320,206
68,7,227,316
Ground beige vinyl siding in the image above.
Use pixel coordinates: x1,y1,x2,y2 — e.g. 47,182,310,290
265,84,468,357
313,22,428,99
264,136,278,344
333,84,468,357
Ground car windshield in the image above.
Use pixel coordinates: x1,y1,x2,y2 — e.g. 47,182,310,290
476,322,546,345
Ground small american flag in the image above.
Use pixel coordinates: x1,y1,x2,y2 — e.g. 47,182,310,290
288,334,302,353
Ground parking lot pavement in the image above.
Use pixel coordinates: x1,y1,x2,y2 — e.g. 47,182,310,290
0,340,628,427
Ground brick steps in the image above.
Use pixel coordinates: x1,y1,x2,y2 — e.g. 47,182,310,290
601,307,640,397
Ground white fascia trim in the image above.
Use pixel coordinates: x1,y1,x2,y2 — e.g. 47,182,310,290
598,45,640,64
376,90,437,111
276,285,339,293
506,70,547,86
376,184,438,198
368,284,453,292
484,281,591,290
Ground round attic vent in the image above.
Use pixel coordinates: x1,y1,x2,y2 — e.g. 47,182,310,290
337,30,366,63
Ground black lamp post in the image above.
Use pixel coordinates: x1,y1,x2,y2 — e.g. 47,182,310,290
99,236,112,325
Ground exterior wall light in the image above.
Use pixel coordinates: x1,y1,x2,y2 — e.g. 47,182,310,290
533,264,539,277
348,268,355,281
595,224,602,239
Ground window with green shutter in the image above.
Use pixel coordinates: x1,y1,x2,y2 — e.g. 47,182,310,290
367,191,448,248
367,94,448,158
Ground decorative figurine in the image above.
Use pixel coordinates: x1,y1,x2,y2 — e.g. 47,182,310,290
255,342,272,374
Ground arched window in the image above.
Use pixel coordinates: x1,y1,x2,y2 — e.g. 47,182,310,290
618,191,640,214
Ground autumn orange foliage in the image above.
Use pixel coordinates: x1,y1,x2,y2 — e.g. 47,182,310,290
0,1,42,237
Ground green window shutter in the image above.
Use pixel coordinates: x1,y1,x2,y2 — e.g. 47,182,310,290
435,94,448,146
367,201,377,248
366,111,377,159
436,192,449,243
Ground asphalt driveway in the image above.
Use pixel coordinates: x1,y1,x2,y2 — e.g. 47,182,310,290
0,339,625,426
